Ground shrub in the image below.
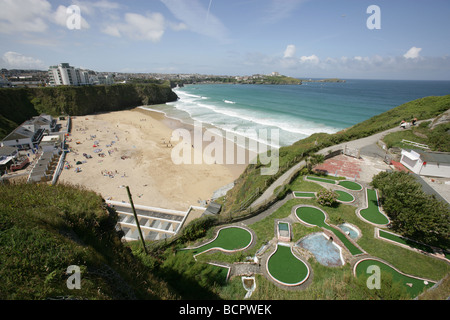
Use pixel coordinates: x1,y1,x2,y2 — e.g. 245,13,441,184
179,215,218,242
316,189,338,207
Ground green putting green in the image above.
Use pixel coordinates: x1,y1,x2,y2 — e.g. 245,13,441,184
337,180,363,191
267,244,309,285
335,190,355,203
295,206,328,227
354,258,435,298
191,227,252,255
378,230,435,254
293,191,316,198
360,189,390,225
306,176,336,184
295,206,364,255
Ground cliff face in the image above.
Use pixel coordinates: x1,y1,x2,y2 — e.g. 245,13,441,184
0,84,178,139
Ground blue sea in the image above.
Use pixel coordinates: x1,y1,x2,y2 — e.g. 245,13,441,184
144,79,450,148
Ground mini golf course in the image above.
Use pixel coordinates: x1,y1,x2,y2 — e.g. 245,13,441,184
353,258,436,298
267,243,310,286
295,206,364,256
359,189,390,226
177,172,446,296
189,226,253,257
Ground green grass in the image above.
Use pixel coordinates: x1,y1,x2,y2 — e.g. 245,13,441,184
0,182,177,300
295,206,328,227
359,189,390,225
354,259,435,298
267,244,309,285
190,227,252,255
337,181,363,191
379,230,435,254
335,190,355,202
306,176,336,184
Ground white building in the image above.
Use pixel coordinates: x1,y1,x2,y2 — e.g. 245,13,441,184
48,63,92,86
1,115,56,150
400,149,450,178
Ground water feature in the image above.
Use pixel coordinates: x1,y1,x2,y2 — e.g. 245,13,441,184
337,223,360,240
298,232,344,267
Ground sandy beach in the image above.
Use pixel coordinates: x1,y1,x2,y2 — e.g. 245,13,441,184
59,107,248,212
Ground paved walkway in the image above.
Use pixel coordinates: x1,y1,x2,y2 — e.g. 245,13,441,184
314,154,363,179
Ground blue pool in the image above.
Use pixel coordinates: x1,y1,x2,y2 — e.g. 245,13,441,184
337,223,360,240
297,232,344,267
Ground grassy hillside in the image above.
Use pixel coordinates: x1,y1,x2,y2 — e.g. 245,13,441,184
221,95,450,219
0,182,178,300
0,83,178,140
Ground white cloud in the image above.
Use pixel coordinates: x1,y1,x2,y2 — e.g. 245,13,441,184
161,0,229,42
404,46,422,59
0,0,52,33
103,12,166,42
0,0,99,34
300,54,320,64
2,51,45,69
283,45,296,58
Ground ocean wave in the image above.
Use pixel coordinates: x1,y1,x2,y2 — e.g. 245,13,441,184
171,87,340,146
177,100,338,137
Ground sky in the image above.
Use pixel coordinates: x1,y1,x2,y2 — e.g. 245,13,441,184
1,0,450,80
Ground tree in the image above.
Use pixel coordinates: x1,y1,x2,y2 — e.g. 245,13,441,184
306,154,325,173
371,171,450,248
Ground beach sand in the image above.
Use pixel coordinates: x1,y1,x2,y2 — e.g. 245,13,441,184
59,107,248,212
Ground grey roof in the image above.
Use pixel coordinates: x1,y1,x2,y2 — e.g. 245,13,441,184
2,126,34,141
416,150,450,164
0,146,18,157
204,202,222,215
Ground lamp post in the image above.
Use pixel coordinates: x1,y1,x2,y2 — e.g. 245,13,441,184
126,186,148,255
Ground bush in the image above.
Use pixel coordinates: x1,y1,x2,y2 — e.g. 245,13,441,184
316,189,338,207
179,215,218,242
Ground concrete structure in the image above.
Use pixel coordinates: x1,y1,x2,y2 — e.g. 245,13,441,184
107,201,192,241
48,63,93,86
27,150,61,183
1,115,56,150
400,149,450,178
40,135,63,153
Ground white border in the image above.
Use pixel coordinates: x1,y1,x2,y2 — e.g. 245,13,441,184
352,257,436,285
355,188,390,227
266,242,310,287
